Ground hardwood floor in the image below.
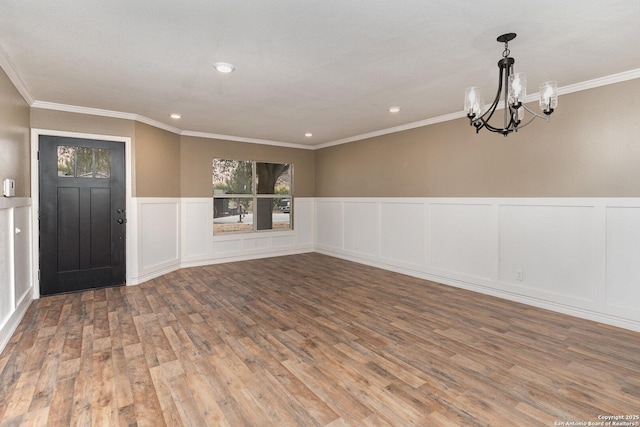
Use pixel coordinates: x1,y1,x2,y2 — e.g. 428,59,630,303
1,253,638,426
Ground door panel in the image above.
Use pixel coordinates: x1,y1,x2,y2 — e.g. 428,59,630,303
39,136,126,295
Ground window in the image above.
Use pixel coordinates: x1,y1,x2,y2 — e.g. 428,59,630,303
57,145,110,178
213,159,292,234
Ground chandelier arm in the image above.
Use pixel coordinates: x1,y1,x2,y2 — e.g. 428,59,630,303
473,63,507,130
520,102,549,120
512,103,551,130
503,62,511,130
483,119,513,134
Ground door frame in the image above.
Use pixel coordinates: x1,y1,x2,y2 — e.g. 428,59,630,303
31,129,135,298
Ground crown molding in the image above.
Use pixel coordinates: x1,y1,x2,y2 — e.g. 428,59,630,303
17,67,640,151
31,101,137,120
0,42,34,105
315,68,640,149
557,68,640,96
314,111,467,149
31,101,180,135
181,130,314,150
134,115,182,134
30,101,313,148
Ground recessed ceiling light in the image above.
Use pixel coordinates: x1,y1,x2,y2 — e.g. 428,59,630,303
214,62,235,73
305,133,313,137
169,113,182,119
388,106,401,113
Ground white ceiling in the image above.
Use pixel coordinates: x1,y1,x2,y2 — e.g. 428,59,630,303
1,1,640,147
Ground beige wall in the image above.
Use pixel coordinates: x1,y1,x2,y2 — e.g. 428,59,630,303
25,77,640,198
134,122,181,197
0,68,30,196
30,110,182,197
315,78,640,197
28,109,316,198
180,135,315,197
30,109,135,138
30,108,137,193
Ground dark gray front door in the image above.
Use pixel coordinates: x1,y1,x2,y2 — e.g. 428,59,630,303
39,135,126,295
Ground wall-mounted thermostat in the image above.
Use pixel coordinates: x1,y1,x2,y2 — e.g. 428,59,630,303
3,179,15,197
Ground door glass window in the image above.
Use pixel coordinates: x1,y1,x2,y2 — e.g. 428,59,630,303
57,146,75,176
94,149,111,178
76,147,93,177
57,146,111,178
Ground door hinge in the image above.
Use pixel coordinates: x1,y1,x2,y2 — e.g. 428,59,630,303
37,151,40,160
38,270,40,280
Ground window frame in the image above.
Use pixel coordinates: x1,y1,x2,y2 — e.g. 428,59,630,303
213,159,293,235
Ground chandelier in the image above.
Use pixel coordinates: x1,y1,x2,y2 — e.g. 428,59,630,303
464,33,558,136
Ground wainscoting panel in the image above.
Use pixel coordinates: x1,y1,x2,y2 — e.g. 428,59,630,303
0,208,11,328
605,206,640,312
316,200,343,250
294,198,314,247
344,201,378,257
13,206,31,304
380,201,425,267
429,203,495,281
138,199,180,275
183,199,211,258
499,204,596,301
314,197,640,332
272,235,296,248
0,198,33,353
171,198,313,266
212,239,243,255
244,236,271,251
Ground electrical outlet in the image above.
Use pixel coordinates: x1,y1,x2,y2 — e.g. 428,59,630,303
516,270,524,281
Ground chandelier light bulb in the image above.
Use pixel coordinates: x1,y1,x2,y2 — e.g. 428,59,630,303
508,73,527,106
539,81,558,115
465,87,482,118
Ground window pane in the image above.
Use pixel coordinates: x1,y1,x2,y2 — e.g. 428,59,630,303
256,162,290,195
255,197,291,230
213,159,252,194
94,148,111,178
76,147,93,177
214,197,253,233
57,146,76,177
274,197,292,230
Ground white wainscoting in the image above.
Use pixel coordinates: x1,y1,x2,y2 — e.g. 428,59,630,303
315,197,640,332
183,197,314,266
134,198,181,284
131,197,315,284
0,198,33,352
5,195,638,353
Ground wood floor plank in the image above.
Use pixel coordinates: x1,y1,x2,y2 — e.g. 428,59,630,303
2,369,39,419
1,253,639,425
45,376,74,427
126,352,166,427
